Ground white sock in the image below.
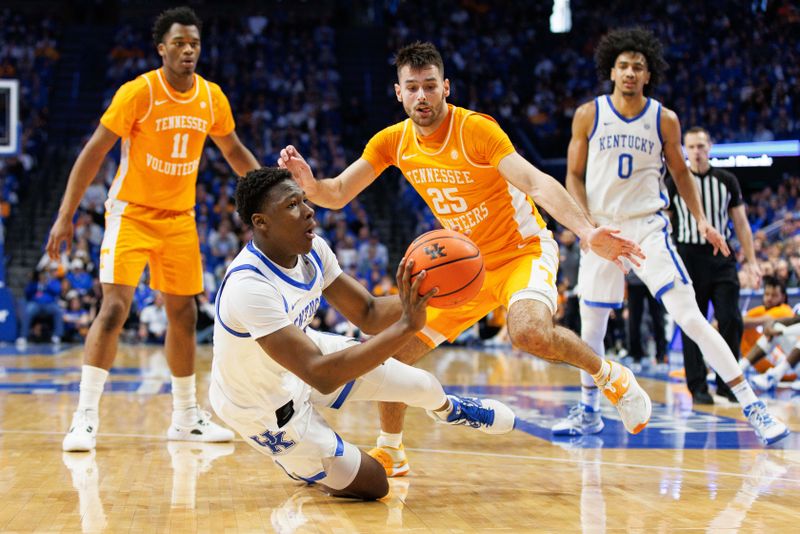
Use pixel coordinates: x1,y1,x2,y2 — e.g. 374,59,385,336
377,431,403,448
580,371,600,412
171,375,197,413
739,358,751,372
731,380,758,407
77,365,109,412
591,360,613,387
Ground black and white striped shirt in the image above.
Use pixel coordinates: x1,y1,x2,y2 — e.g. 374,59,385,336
665,166,743,244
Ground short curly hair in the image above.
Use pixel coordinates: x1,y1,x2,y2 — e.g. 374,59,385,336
393,41,445,78
152,6,202,47
594,27,668,93
235,168,294,227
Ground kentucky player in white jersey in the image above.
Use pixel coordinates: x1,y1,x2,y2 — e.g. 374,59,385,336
560,27,788,445
210,167,515,500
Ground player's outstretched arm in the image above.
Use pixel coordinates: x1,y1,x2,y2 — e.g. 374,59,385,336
210,131,260,177
278,145,377,209
661,108,730,257
256,259,436,394
323,273,403,335
46,124,119,260
498,152,644,270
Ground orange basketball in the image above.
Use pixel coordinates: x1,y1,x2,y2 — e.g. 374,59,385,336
404,229,485,309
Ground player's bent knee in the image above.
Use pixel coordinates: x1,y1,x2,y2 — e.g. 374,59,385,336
509,322,556,358
96,299,130,331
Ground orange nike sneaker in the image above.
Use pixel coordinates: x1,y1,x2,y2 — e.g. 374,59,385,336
368,444,410,477
599,362,652,434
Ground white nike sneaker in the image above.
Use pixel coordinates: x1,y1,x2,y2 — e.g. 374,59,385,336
62,409,99,452
743,401,790,446
598,362,651,434
167,406,235,442
427,394,516,434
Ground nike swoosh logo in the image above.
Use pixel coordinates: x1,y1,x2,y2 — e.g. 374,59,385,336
154,99,168,106
401,153,418,161
603,121,614,126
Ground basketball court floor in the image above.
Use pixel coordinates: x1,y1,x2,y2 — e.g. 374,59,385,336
1,342,799,532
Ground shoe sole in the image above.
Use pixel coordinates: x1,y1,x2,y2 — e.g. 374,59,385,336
62,438,95,452
621,371,652,435
763,428,791,446
387,463,410,477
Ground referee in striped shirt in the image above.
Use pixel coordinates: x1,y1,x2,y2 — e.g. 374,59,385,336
665,126,761,404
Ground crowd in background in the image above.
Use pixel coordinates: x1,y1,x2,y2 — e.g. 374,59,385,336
12,4,800,352
383,0,800,157
0,10,59,227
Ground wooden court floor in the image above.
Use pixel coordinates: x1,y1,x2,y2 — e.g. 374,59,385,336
1,343,799,533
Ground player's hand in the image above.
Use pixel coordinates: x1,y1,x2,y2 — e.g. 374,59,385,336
447,224,473,238
742,260,762,288
396,257,436,332
278,145,318,196
585,226,645,273
46,215,74,260
698,221,731,257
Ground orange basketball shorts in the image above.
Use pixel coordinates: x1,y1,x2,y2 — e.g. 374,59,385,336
417,232,559,347
99,199,203,295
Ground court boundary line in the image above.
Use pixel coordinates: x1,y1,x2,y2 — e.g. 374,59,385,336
3,428,797,483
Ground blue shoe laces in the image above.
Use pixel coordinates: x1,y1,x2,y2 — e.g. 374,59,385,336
745,401,776,429
447,396,495,428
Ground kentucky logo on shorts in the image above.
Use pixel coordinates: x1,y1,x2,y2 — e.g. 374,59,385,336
250,429,296,454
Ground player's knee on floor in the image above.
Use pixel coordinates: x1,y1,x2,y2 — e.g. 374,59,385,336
325,447,388,500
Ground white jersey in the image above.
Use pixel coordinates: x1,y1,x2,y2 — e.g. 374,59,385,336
585,96,667,220
211,238,343,428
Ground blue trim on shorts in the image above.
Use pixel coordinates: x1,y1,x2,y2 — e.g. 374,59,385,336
216,264,267,338
582,299,624,309
654,281,675,301
330,380,355,409
334,433,344,456
656,212,689,283
297,471,328,484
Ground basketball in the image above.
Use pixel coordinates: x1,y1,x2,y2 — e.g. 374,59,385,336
404,229,485,309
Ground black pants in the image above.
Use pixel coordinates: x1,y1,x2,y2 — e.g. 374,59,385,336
627,283,667,362
677,244,743,396
562,294,581,335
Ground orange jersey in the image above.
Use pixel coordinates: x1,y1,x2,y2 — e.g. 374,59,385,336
362,104,547,269
100,68,235,211
740,303,794,355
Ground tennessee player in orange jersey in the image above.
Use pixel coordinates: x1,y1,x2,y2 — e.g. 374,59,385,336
47,7,259,453
280,41,652,477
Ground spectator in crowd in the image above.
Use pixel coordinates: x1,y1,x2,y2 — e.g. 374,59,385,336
63,291,91,343
138,292,168,344
17,266,64,347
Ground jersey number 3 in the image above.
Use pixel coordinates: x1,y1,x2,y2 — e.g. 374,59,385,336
427,187,467,215
617,153,633,179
